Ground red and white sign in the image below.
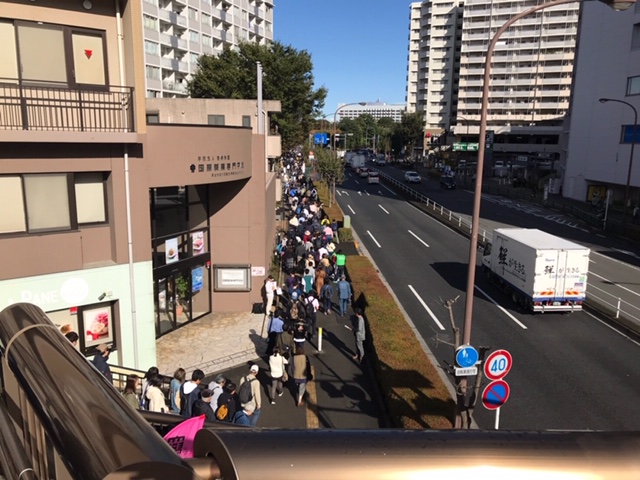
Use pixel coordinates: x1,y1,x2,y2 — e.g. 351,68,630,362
483,349,513,381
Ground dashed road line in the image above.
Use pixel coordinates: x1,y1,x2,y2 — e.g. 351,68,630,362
347,205,355,215
408,229,430,248
408,285,445,330
589,271,640,298
378,204,390,214
474,285,528,329
367,230,382,248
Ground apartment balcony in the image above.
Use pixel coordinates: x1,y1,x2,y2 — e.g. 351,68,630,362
161,57,189,73
0,80,137,143
162,80,188,94
267,133,281,158
158,9,188,28
159,32,188,51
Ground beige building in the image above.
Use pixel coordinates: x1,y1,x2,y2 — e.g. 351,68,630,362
0,0,280,370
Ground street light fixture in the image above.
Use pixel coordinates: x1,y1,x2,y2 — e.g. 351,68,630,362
458,0,635,429
332,102,367,152
599,97,637,222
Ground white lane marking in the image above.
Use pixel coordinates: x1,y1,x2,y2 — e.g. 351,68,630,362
378,204,390,215
408,285,445,330
589,259,597,264
380,183,397,196
365,190,370,196
474,285,528,329
358,191,362,196
583,310,640,348
367,230,382,248
589,272,640,298
347,205,356,215
596,234,606,238
355,180,360,185
613,248,640,260
592,251,640,273
336,190,342,197
408,229,430,248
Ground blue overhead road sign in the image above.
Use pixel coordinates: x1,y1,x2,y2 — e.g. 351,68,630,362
314,133,328,145
455,345,479,368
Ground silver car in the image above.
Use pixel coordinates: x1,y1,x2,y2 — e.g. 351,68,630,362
404,171,421,183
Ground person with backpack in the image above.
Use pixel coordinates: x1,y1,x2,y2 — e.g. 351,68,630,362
215,382,238,422
238,365,261,426
320,282,333,315
180,369,204,418
304,293,319,340
192,389,216,422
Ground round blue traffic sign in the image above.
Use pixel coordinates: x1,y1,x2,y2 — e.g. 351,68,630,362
482,380,510,410
455,345,479,368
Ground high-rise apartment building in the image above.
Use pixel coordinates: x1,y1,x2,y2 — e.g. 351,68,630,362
408,0,579,161
406,1,464,133
142,0,274,99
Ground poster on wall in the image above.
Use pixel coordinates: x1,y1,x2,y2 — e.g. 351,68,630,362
191,231,205,256
192,267,203,293
214,265,251,292
83,304,114,348
165,237,179,264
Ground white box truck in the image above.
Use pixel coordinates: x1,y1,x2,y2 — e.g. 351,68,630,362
481,228,590,312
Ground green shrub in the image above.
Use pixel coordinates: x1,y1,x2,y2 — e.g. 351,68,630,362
338,227,353,242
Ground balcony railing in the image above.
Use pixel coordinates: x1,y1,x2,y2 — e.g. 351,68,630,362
0,80,135,133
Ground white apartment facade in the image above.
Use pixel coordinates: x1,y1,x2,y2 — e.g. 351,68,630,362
563,3,640,205
408,0,579,161
406,1,464,134
336,101,406,122
142,0,274,99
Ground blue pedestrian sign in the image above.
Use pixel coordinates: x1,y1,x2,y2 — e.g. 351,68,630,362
313,132,329,145
455,345,479,368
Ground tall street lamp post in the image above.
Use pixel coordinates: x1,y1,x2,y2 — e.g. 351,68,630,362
599,97,637,222
457,0,634,429
332,102,367,152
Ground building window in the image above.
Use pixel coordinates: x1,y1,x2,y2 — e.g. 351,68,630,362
632,23,640,51
621,124,640,143
74,172,107,224
208,115,225,126
627,76,640,96
0,173,108,235
145,40,160,55
242,115,251,128
143,15,158,31
146,65,161,80
189,30,200,43
4,21,108,87
147,113,160,124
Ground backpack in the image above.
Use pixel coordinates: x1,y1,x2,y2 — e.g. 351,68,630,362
238,376,255,404
322,285,332,299
305,299,316,319
215,403,229,422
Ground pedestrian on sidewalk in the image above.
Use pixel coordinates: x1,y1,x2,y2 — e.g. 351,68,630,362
264,275,277,315
291,345,310,407
232,402,256,426
192,389,216,422
180,369,204,418
238,365,261,426
337,275,352,317
320,282,333,315
268,346,289,404
207,374,226,410
215,382,238,422
333,249,347,279
266,309,285,356
348,308,366,364
170,367,186,413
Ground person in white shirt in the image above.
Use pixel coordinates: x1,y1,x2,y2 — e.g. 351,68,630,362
268,346,289,404
265,275,278,315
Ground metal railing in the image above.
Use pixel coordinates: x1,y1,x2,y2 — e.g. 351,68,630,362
0,79,135,133
587,283,640,325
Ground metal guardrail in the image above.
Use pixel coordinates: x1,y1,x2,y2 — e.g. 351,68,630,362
374,169,640,327
0,79,135,133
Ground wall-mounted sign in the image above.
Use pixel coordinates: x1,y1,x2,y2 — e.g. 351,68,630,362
192,267,203,293
214,265,251,292
251,266,265,277
165,237,179,264
191,231,205,256
81,302,115,352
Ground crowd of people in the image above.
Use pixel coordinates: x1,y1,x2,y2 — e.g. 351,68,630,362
82,154,365,426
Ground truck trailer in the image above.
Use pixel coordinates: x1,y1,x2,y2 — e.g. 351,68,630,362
481,228,590,312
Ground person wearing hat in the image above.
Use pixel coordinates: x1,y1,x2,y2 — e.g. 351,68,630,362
192,389,217,422
91,344,112,383
239,365,261,426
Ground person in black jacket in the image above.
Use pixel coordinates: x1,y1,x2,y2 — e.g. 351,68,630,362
192,389,216,422
216,382,238,422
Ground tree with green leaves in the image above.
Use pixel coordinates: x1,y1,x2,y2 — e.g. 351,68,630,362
314,147,344,207
397,112,425,159
189,41,327,151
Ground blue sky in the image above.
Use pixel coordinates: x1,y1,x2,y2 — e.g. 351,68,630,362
274,0,409,116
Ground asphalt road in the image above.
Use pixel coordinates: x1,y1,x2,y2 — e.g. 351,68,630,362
336,166,640,431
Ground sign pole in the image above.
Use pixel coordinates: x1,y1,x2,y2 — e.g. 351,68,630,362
494,407,501,430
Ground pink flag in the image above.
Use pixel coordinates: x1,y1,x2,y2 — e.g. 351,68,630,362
163,415,206,458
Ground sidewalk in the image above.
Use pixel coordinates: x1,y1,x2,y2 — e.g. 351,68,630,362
155,243,386,430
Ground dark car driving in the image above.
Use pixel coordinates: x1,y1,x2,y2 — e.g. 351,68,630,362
440,175,456,189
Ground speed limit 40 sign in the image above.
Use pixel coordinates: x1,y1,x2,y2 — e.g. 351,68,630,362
484,349,513,381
